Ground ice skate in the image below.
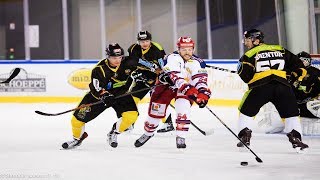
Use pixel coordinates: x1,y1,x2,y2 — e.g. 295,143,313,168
107,124,119,148
157,122,175,133
134,134,154,147
157,115,175,133
107,131,119,148
61,132,88,149
176,136,186,149
236,128,252,147
287,129,309,151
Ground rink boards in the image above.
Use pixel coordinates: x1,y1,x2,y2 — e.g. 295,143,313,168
0,59,251,106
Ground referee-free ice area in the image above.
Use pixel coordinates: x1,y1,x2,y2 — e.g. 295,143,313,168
0,103,319,180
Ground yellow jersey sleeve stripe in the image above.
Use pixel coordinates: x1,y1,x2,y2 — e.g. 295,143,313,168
130,44,137,53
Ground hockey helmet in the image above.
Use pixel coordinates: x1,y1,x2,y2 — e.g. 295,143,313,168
297,51,312,67
106,43,124,57
176,36,195,48
137,31,152,41
244,29,264,43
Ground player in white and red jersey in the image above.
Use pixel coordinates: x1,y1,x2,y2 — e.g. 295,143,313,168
134,36,211,149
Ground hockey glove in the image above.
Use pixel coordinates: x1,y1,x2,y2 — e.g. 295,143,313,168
131,70,149,87
131,69,156,87
196,88,211,108
101,92,115,106
158,72,174,86
138,58,160,73
179,84,198,99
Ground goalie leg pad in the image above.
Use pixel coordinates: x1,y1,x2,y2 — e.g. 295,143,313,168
306,99,320,118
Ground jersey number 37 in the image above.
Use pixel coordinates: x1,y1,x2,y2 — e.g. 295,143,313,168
256,59,285,72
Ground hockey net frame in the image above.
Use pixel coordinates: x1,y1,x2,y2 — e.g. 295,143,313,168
256,54,320,136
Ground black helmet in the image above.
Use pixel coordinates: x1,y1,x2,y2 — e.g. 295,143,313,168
137,31,152,41
297,51,312,67
106,43,124,57
244,29,264,43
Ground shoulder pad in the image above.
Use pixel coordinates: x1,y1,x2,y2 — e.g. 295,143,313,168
151,42,164,50
245,44,284,58
128,44,139,53
191,55,206,68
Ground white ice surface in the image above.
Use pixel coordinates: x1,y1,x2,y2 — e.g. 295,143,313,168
0,103,320,180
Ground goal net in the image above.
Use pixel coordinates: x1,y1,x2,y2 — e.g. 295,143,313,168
256,54,320,136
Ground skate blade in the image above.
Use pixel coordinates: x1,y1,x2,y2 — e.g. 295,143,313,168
176,148,187,153
295,147,308,154
60,146,79,150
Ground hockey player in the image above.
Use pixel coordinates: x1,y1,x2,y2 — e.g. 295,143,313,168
237,29,309,151
134,36,211,149
292,51,320,118
128,30,174,133
62,43,148,149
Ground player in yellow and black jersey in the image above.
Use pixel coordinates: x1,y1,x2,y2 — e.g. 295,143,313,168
128,30,174,133
291,51,320,118
62,43,152,149
236,29,309,151
128,30,166,73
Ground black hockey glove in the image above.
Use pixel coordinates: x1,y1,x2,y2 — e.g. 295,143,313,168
158,72,174,86
288,75,301,88
101,92,115,105
131,70,147,82
131,69,156,87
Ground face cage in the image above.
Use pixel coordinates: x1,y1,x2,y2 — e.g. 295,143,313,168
300,58,311,67
243,36,259,43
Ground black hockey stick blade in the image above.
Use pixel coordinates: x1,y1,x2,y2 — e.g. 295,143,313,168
0,68,21,83
256,157,263,163
35,110,65,116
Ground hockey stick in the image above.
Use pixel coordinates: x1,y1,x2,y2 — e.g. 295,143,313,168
205,65,237,74
0,68,21,83
169,104,214,136
205,106,263,163
35,84,161,116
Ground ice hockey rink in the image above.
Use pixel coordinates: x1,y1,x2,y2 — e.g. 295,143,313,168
1,103,319,180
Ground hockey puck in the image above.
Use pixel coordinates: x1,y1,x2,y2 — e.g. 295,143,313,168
240,161,248,166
